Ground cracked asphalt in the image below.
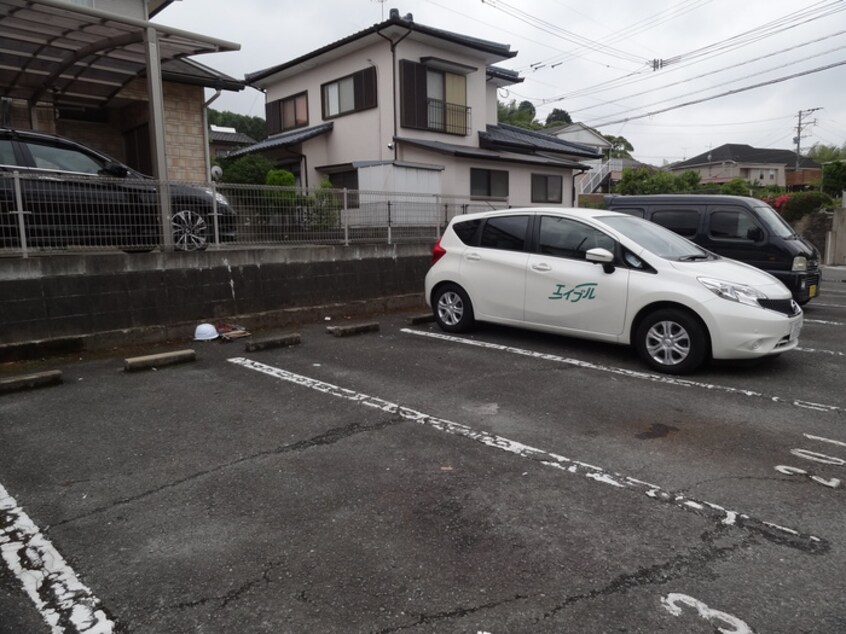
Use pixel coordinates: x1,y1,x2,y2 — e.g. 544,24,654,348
1,272,845,633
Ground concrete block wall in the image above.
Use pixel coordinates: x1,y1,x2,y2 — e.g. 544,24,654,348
0,244,431,359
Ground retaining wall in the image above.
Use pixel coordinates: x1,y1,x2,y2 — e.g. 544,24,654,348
0,244,431,360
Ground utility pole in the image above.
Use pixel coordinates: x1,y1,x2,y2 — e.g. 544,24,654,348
794,108,822,169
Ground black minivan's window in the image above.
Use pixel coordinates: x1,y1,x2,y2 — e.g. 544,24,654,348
709,208,759,240
651,209,699,238
480,215,528,251
0,140,16,166
452,218,482,244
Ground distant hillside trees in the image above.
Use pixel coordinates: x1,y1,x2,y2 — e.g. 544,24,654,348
208,109,267,142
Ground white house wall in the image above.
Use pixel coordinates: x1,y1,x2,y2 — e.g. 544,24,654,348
357,163,442,194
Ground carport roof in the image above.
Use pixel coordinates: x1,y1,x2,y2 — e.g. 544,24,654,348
0,0,241,108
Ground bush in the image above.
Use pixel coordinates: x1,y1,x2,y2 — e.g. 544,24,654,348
301,178,341,230
262,169,300,231
219,154,274,184
720,178,750,196
779,191,834,223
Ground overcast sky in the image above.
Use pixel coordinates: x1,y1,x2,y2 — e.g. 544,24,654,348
155,0,846,165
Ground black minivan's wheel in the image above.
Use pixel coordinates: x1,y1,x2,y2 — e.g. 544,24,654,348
634,308,707,374
433,283,475,333
172,209,208,251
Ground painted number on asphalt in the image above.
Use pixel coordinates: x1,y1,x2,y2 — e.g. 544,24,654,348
661,593,754,633
775,434,844,490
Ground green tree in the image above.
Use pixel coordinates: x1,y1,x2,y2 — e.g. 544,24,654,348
545,108,572,126
675,170,701,192
603,134,634,159
807,142,845,163
821,160,846,197
613,167,702,195
208,108,267,142
497,99,542,129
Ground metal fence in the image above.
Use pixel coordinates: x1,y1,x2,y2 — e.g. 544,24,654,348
0,172,509,257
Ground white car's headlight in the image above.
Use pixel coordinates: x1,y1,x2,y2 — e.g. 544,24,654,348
698,277,766,307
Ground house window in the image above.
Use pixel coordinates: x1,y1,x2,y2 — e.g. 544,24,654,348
400,60,469,135
282,93,308,131
531,174,563,203
321,67,377,119
265,92,308,136
471,168,508,199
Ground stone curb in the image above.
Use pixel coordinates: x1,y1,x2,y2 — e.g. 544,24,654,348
326,322,380,337
0,370,63,395
408,313,435,324
245,333,302,352
124,349,196,373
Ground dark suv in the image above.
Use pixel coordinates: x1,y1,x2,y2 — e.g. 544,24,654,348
0,128,236,251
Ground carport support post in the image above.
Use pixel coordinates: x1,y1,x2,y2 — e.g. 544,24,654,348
144,26,174,251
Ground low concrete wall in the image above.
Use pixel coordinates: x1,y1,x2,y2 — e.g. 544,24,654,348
0,244,432,360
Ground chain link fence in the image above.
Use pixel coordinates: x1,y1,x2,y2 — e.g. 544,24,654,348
0,172,508,256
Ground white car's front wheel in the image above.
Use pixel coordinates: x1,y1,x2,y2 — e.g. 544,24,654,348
635,308,707,374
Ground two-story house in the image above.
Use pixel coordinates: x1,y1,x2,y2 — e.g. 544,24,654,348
0,0,242,182
237,8,600,206
668,144,822,191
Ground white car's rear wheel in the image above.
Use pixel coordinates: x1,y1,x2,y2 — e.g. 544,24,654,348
433,283,475,333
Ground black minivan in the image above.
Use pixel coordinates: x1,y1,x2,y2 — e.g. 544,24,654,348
604,194,821,304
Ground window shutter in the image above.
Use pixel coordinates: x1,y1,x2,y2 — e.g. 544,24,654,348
399,60,427,129
265,100,282,136
355,66,377,110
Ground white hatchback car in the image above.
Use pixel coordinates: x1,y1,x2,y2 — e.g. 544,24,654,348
424,208,803,374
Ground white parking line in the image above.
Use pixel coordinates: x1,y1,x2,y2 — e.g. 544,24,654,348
0,483,114,634
805,319,844,326
228,357,826,553
400,329,845,416
796,347,846,357
808,303,845,308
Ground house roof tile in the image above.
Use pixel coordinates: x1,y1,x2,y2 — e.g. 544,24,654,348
246,12,517,85
671,143,820,170
481,124,602,159
395,135,594,170
227,122,333,158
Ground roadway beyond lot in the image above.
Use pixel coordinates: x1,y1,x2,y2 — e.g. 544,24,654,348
1,270,845,633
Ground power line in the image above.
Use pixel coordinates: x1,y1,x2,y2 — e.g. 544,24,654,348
588,59,846,128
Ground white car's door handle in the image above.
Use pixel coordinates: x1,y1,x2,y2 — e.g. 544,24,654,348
465,252,481,261
531,263,551,271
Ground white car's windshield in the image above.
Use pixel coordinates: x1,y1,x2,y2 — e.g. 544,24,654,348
598,214,713,261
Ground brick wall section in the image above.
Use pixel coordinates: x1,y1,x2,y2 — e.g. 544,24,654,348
0,245,431,358
8,79,209,182
162,82,208,182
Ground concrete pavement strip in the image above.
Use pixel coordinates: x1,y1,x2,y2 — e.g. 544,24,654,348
0,369,63,395
244,333,302,352
325,321,380,337
123,349,196,372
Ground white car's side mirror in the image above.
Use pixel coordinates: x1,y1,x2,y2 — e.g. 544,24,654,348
586,247,616,273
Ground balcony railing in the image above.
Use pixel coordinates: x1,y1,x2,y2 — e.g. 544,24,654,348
426,99,471,135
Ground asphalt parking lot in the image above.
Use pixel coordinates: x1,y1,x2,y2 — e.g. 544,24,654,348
1,270,845,634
